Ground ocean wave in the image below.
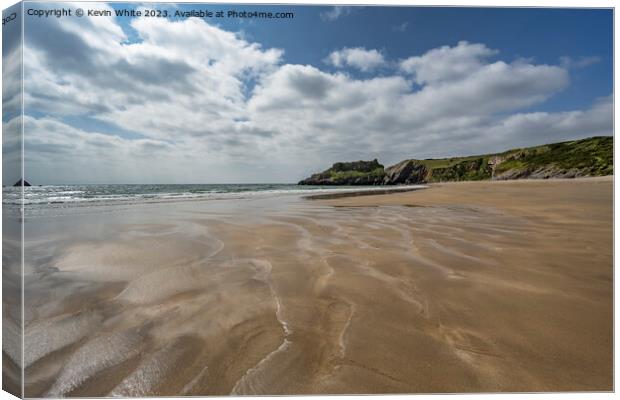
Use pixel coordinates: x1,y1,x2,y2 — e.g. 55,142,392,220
2,184,426,207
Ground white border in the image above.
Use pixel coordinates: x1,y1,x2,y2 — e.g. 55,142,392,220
0,1,615,400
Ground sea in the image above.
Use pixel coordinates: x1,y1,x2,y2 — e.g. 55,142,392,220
2,183,424,207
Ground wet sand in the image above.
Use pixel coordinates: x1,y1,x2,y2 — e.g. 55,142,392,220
17,177,612,396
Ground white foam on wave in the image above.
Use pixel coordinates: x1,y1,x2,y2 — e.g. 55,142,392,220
9,185,427,206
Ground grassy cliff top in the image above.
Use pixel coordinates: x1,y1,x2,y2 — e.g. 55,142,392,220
299,136,613,185
413,136,612,170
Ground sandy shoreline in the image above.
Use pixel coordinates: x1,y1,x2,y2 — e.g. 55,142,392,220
13,177,613,395
321,176,613,391
304,185,427,200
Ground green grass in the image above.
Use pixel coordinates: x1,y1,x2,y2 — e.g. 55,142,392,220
429,157,493,182
493,159,525,174
328,167,386,181
301,136,612,185
330,159,383,173
416,155,488,169
421,136,612,180
493,137,613,176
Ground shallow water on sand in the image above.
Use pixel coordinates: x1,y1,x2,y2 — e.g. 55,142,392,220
15,186,613,396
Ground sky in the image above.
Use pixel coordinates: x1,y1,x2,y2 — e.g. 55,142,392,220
4,2,613,184
3,2,23,186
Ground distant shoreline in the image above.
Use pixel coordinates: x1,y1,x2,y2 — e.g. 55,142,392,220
3,183,428,208
304,185,427,200
320,175,613,213
305,175,613,201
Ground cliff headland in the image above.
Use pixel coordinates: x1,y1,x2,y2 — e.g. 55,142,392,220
299,136,613,185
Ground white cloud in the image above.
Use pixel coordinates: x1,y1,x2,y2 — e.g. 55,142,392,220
3,24,23,186
3,39,23,119
491,95,612,142
17,114,324,184
559,55,601,69
2,115,22,186
431,95,613,158
400,41,498,84
326,47,386,72
21,13,611,184
245,58,588,165
401,60,569,119
18,115,174,183
25,13,283,140
320,6,353,22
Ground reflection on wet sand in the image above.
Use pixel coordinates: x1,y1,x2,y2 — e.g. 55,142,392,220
19,178,612,396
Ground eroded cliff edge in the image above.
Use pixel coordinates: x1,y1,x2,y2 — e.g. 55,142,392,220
298,136,613,185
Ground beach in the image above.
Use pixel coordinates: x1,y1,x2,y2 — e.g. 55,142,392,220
15,177,612,396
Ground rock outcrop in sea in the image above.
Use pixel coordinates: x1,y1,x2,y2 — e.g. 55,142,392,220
13,179,31,187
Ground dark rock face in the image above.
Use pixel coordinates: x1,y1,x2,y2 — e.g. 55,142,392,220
13,179,31,187
430,158,492,182
298,136,613,186
384,160,429,184
494,166,585,180
492,168,532,181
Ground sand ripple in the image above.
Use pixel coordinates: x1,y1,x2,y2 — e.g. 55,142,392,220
25,311,103,368
46,329,145,397
109,336,204,397
22,179,613,395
